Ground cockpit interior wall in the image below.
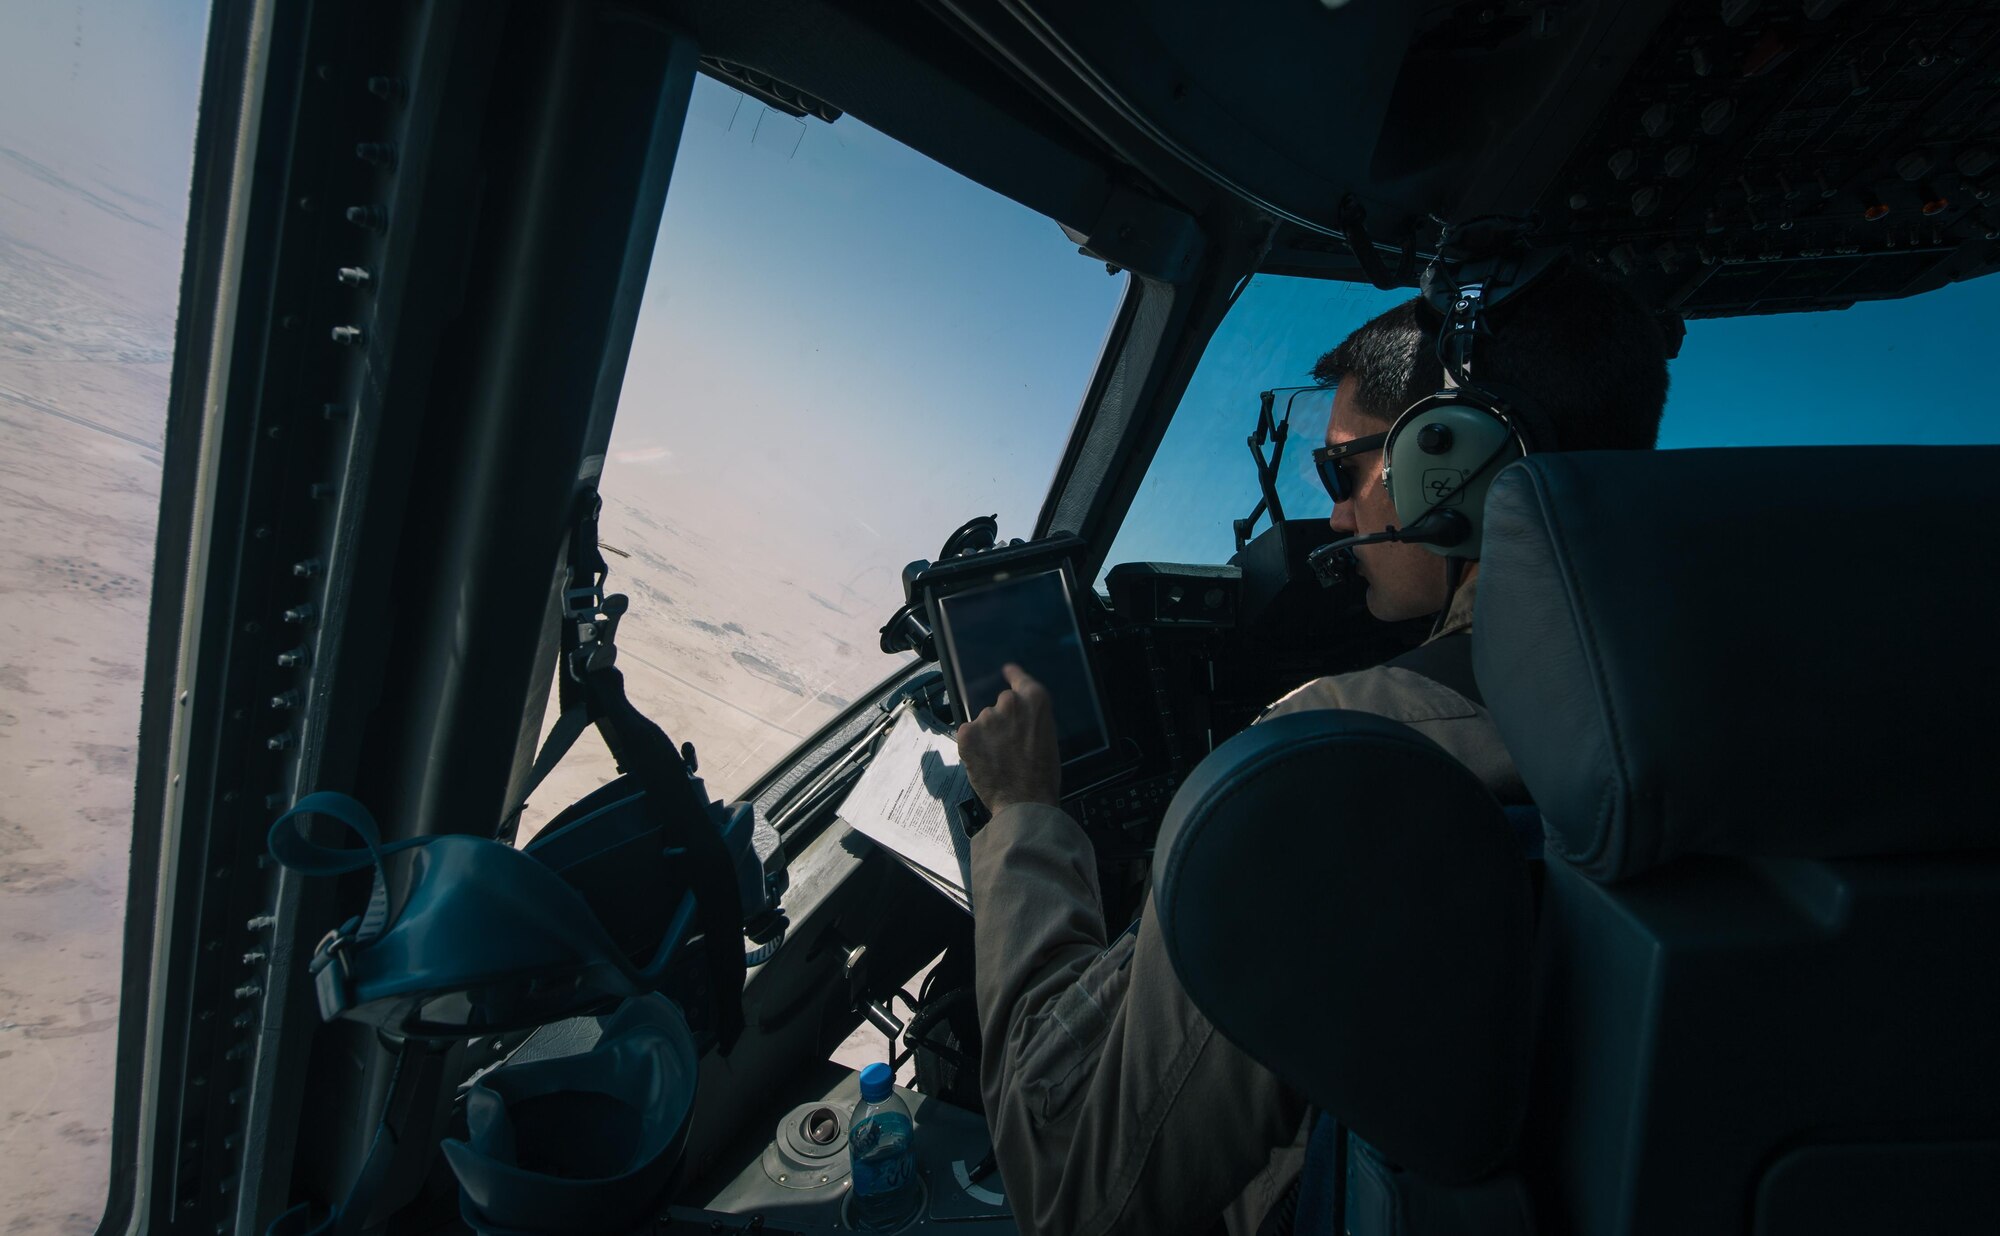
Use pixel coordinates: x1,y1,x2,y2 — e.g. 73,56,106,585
107,0,2000,1233
122,2,706,1228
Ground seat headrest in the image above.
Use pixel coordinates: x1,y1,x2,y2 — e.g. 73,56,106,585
1475,447,2000,883
1153,710,1535,1184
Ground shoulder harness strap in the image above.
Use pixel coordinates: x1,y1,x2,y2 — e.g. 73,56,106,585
1384,631,1482,708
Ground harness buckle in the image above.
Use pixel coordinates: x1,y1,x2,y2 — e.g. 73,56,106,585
568,641,618,681
565,584,604,644
310,928,355,1020
564,588,627,683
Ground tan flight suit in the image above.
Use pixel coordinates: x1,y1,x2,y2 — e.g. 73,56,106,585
969,580,1523,1236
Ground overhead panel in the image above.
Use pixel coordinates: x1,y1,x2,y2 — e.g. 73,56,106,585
1538,0,2000,315
985,0,1668,243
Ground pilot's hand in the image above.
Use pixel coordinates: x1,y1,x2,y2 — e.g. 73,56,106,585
956,663,1061,816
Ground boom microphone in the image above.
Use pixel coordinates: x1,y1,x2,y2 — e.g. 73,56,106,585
1306,510,1471,589
1308,544,1363,588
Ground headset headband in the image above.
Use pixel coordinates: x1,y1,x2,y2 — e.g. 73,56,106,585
1447,377,1557,455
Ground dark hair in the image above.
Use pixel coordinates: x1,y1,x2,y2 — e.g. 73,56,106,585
1312,265,1670,452
1311,300,1440,422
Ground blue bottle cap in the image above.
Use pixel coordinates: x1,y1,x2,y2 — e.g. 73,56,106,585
859,1062,894,1102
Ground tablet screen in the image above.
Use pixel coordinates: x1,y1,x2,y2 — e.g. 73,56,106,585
936,569,1110,764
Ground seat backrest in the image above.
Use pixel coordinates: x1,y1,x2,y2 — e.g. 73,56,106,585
1152,709,1537,1187
1475,447,2000,1236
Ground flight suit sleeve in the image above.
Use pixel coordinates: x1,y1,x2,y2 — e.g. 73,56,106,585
971,801,1307,1236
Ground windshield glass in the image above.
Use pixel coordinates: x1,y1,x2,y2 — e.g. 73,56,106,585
0,0,207,1228
1104,278,1408,569
518,77,1128,837
1106,272,2000,572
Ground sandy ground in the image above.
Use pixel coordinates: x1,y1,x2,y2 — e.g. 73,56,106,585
516,477,910,840
0,126,179,1232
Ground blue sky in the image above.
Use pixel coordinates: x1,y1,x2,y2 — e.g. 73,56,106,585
1666,276,2000,448
1108,266,2000,567
608,77,1126,590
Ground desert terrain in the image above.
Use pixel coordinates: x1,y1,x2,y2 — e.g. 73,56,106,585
0,130,181,1231
515,476,911,841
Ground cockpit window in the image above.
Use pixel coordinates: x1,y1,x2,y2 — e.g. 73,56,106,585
1104,271,2000,574
1663,276,2000,448
1104,276,1410,571
517,77,1129,838
0,0,209,1227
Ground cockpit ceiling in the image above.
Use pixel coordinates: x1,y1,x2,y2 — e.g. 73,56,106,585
1533,0,2000,317
980,0,2000,317
660,0,2000,316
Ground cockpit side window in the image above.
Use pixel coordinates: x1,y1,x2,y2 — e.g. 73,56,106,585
1103,272,2000,576
0,0,210,1229
1103,276,1410,573
514,77,1129,840
1663,278,2000,449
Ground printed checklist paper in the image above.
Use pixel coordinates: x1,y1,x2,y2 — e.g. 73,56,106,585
838,701,977,912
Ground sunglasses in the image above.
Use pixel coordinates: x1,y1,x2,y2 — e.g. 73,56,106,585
1311,431,1388,504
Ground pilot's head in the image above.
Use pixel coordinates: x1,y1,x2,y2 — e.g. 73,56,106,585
1317,267,1669,622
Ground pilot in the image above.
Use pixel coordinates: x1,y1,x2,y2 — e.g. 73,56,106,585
956,264,1670,1236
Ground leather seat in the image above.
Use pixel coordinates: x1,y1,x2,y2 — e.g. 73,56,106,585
1155,446,2000,1235
1153,708,1536,1186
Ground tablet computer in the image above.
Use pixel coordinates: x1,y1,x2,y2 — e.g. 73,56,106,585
931,563,1111,766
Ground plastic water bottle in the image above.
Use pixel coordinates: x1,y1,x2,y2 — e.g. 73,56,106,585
849,1062,920,1229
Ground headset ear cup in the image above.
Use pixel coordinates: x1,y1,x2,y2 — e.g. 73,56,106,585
1381,401,1416,530
1382,392,1530,559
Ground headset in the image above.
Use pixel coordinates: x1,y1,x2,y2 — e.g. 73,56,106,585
1373,372,1554,560
1309,237,1566,587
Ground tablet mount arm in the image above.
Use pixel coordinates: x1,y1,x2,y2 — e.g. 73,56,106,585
878,514,1012,658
